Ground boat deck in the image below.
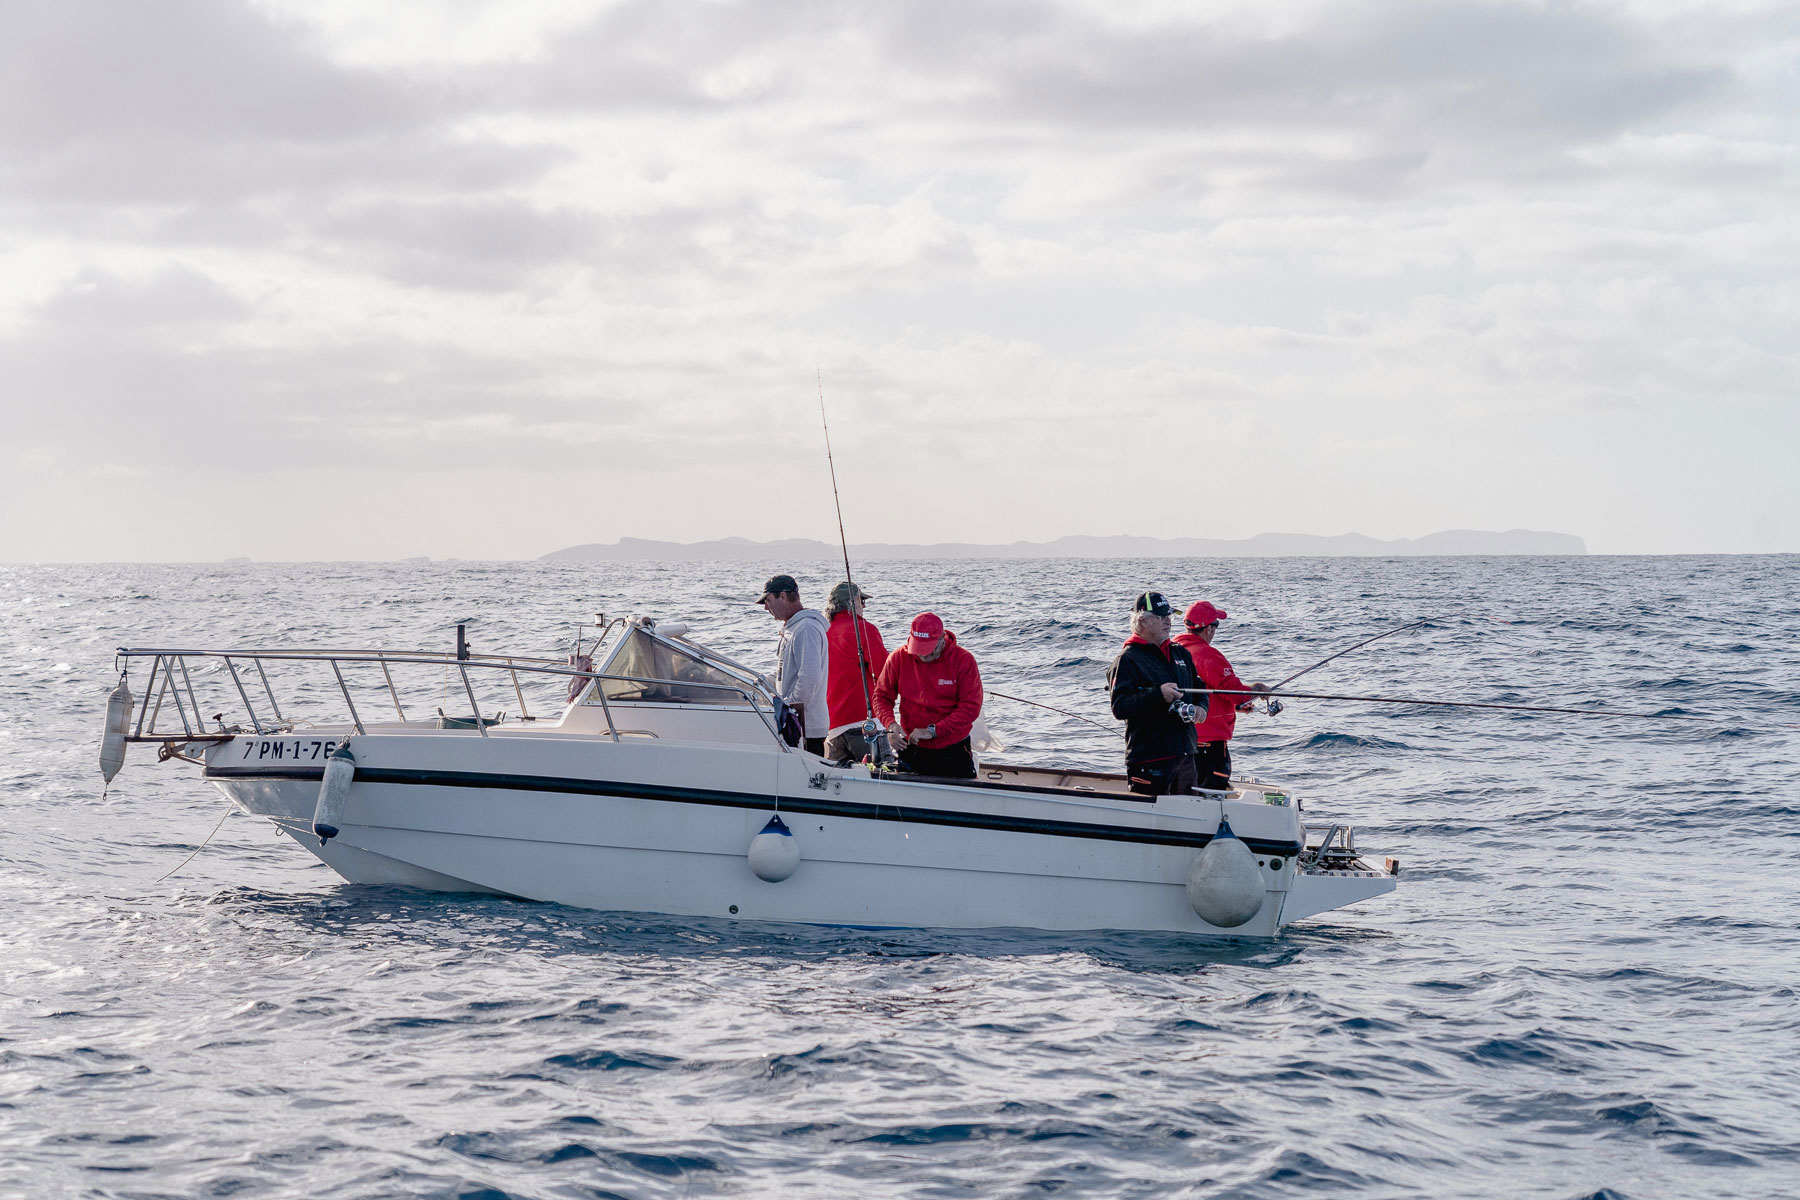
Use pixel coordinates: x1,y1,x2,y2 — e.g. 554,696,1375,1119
975,761,1135,797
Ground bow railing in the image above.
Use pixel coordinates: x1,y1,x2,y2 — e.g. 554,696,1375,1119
112,646,787,750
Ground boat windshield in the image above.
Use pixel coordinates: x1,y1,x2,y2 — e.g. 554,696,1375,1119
589,629,754,706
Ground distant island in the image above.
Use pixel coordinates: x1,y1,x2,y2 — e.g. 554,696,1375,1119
542,530,1587,561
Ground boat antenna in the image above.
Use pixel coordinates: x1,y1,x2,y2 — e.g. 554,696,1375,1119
816,367,886,761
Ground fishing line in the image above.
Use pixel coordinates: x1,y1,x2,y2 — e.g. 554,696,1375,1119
986,689,1121,736
999,616,1464,736
1182,686,1792,728
153,802,235,883
1272,615,1445,689
816,366,886,761
1268,610,1518,691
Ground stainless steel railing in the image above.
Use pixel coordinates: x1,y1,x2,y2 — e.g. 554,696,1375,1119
113,646,789,752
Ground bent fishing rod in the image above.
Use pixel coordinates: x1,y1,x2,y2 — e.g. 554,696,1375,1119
1272,615,1444,690
1024,616,1452,734
816,368,886,757
1181,686,1789,728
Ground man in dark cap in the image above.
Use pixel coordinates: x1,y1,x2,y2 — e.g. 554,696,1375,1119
1107,591,1201,798
757,573,828,755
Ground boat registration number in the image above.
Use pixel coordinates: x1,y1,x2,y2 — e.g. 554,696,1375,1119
237,738,340,762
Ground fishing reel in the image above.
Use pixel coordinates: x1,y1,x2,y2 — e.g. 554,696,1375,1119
1170,700,1199,722
860,716,896,766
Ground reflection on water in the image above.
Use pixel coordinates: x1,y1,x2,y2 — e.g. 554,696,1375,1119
3,556,1797,1198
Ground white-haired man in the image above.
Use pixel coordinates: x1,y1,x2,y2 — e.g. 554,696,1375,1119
1107,591,1201,798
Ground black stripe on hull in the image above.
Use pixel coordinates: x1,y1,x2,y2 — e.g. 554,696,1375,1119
204,765,1303,856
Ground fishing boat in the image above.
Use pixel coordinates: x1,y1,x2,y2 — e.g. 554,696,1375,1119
100,615,1398,937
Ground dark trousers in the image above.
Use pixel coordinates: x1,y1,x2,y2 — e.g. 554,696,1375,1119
897,737,976,779
1195,741,1232,791
803,736,826,757
1127,754,1198,798
823,728,873,764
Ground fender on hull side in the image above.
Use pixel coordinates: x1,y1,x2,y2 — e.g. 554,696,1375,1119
213,773,1294,937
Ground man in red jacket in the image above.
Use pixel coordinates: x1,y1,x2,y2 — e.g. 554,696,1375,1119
1173,601,1268,791
873,612,983,779
822,581,889,764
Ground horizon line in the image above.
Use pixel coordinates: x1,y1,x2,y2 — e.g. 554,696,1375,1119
12,551,1800,567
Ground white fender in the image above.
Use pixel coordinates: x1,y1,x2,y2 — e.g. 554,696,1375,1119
99,677,134,786
747,814,800,883
312,743,356,844
1186,814,1265,928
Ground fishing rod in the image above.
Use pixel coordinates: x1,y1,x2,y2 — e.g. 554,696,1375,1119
816,367,888,761
1182,686,1790,727
814,374,1109,754
986,689,1121,736
1272,615,1444,690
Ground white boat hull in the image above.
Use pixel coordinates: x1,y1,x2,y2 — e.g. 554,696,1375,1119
203,731,1395,938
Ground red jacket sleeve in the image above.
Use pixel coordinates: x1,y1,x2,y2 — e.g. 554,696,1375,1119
933,647,984,746
872,654,900,727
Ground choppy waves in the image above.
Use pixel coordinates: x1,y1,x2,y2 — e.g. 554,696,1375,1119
3,555,1798,1198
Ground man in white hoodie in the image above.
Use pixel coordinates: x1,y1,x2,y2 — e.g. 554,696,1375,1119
757,573,829,755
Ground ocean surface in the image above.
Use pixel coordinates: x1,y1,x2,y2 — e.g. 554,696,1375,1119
3,556,1798,1200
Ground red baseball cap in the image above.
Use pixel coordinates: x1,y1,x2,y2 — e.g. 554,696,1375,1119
906,612,945,653
1184,601,1228,626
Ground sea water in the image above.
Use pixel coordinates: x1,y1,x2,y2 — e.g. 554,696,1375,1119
2,556,1797,1199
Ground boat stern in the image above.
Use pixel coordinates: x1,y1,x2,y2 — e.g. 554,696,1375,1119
1280,822,1400,925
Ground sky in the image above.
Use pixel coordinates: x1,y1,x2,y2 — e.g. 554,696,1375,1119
1,0,1796,561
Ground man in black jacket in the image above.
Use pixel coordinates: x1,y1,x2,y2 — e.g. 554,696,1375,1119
1107,591,1202,798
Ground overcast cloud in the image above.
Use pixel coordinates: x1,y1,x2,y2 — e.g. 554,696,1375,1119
1,0,1795,560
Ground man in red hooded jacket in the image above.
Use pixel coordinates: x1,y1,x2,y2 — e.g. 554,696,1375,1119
1173,600,1268,791
873,612,983,779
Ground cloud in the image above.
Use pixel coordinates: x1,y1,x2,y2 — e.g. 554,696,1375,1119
0,0,411,149
316,199,599,291
0,0,1796,558
0,0,558,265
961,0,1725,145
35,266,251,330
